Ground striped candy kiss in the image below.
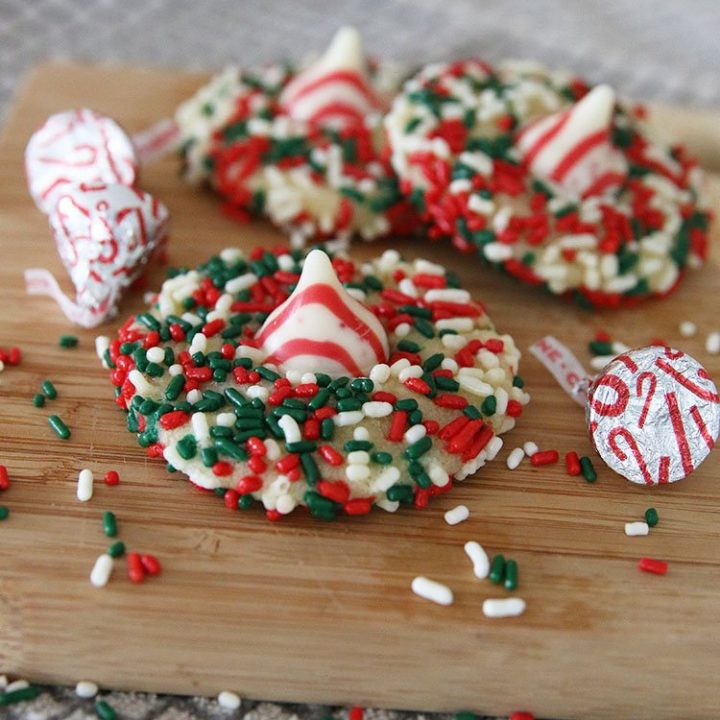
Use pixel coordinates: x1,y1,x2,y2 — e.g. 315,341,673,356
515,84,627,198
278,26,381,129
255,249,389,378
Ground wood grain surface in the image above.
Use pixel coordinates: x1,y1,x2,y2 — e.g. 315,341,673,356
1,63,719,720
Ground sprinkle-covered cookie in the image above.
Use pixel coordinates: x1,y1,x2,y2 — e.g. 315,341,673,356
175,27,413,246
104,245,529,520
385,59,712,307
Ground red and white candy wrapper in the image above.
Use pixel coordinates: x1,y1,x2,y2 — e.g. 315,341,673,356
25,182,169,328
25,109,139,214
530,337,719,485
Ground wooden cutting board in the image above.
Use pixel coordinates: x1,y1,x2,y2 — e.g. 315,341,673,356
1,63,719,720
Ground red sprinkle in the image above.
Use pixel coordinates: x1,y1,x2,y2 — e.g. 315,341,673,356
7,347,21,366
434,393,468,410
349,708,365,720
344,498,373,515
530,449,559,466
638,557,668,575
565,451,581,476
276,454,301,473
104,470,120,486
140,554,162,576
247,455,267,474
236,475,263,493
404,377,431,395
317,479,350,504
213,461,234,477
387,411,408,442
223,488,239,508
246,437,266,456
0,464,9,491
127,552,145,583
159,410,191,430
186,366,213,382
318,444,344,466
510,713,535,720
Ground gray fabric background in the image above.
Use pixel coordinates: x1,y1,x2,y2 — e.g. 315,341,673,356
0,1,717,717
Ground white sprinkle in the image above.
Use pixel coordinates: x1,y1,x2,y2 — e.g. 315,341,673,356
625,521,650,536
390,358,411,376
186,389,202,404
5,680,29,693
679,321,697,338
444,505,470,525
413,258,445,275
404,424,427,445
346,464,370,482
77,469,94,502
95,335,110,364
189,332,208,354
246,384,269,401
216,412,236,427
482,597,526,618
483,242,514,262
217,690,242,710
372,466,401,492
436,317,474,332
278,414,301,444
464,541,490,579
225,272,259,293
191,412,210,443
424,288,471,304
275,493,297,515
457,374,493,397
441,358,459,373
411,576,454,606
353,426,370,441
333,410,364,427
398,365,424,383
523,441,539,457
486,436,503,461
347,450,370,465
168,363,184,376
300,372,317,384
90,554,113,587
362,401,393,418
75,680,99,698
369,363,391,384
428,463,450,487
706,331,720,355
145,346,165,364
0,675,6,690
506,447,525,470
590,354,616,371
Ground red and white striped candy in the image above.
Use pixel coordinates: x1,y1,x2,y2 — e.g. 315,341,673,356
516,84,627,197
587,346,720,485
256,249,389,377
26,182,169,327
279,26,381,129
25,109,138,214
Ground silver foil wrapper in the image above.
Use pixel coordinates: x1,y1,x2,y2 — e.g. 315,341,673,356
587,346,720,485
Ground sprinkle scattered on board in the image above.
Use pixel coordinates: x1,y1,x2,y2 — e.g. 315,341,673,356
638,557,668,575
482,597,526,618
411,576,454,606
217,690,242,710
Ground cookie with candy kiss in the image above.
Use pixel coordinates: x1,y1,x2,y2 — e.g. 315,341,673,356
26,183,169,327
279,26,382,129
515,84,628,198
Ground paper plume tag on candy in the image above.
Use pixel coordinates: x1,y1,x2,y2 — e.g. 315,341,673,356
256,248,389,377
25,183,169,328
530,337,719,485
516,84,628,197
279,26,381,128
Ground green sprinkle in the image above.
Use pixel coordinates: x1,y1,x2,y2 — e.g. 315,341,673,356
215,438,248,461
422,353,444,372
238,494,255,509
59,334,79,348
201,447,218,467
386,484,414,503
463,405,482,420
435,376,459,392
286,440,317,453
481,395,497,416
41,380,57,399
304,490,335,518
102,511,117,537
350,377,374,394
177,435,197,460
644,507,659,527
300,453,320,485
320,417,335,440
588,340,613,356
48,414,70,439
404,435,432,460
164,374,185,401
455,712,478,720
0,506,9,521
504,559,518,590
395,398,418,412
255,366,280,382
32,393,45,408
95,699,117,720
512,375,524,388
489,554,505,584
371,451,393,465
344,440,372,452
414,318,435,339
136,312,160,331
108,540,125,558
397,339,421,353
580,456,597,482
0,685,39,705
